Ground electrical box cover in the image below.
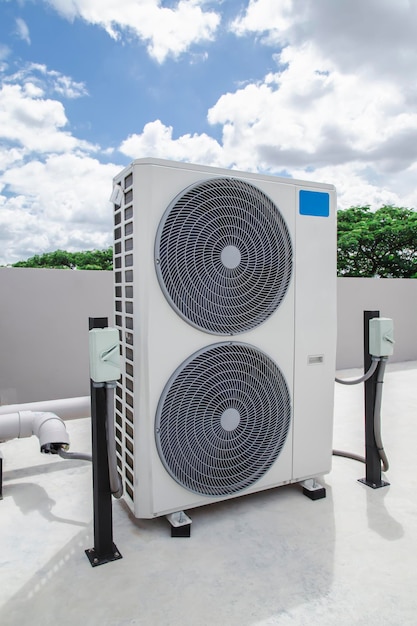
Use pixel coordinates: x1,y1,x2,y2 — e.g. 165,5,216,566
369,317,394,357
89,328,121,383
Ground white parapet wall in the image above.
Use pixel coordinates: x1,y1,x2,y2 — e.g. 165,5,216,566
0,268,416,403
337,277,417,369
0,267,113,404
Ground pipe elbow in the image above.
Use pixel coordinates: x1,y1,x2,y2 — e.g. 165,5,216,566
31,412,70,453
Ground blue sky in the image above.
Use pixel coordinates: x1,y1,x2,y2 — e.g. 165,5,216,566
1,0,417,265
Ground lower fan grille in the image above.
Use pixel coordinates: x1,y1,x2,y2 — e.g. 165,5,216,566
155,342,291,497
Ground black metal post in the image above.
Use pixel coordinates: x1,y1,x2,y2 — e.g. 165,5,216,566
359,310,389,489
85,317,122,566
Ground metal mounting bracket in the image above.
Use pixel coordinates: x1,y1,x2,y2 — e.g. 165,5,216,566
166,511,192,537
301,478,326,500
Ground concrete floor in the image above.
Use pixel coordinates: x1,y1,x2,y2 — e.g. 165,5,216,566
1,361,416,625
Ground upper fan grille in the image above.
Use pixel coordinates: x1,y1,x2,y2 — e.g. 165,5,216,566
155,342,291,497
155,177,293,335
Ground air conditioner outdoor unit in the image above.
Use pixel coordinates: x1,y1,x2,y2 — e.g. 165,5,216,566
112,158,336,520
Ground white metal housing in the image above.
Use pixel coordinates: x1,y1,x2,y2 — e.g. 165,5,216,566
112,158,336,519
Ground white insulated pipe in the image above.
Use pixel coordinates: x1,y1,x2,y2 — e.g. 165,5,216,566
0,396,90,421
0,411,33,441
0,411,70,450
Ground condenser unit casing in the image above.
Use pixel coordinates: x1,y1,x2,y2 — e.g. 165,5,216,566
112,158,336,519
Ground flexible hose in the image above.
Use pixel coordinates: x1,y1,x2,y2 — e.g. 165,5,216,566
333,449,365,463
105,383,123,499
333,357,389,471
335,358,379,385
58,448,92,462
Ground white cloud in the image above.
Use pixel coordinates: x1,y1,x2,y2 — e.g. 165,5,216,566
117,33,417,211
52,72,88,98
0,153,120,264
0,64,91,156
220,2,417,208
232,0,417,84
7,63,88,99
15,18,31,45
232,0,293,39
44,0,221,63
0,146,25,171
0,82,94,153
208,42,416,162
0,65,118,265
119,120,227,166
3,153,117,221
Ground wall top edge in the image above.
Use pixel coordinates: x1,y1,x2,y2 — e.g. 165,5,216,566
0,267,110,274
337,276,417,283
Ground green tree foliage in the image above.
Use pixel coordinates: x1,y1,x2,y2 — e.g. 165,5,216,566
9,206,417,277
337,206,417,277
12,248,113,271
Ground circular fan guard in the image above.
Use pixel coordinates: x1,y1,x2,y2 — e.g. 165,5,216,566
155,177,293,335
155,342,291,497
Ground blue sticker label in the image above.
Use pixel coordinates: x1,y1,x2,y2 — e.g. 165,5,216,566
299,190,330,217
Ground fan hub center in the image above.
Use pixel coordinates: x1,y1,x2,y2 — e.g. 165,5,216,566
220,407,241,431
221,245,241,269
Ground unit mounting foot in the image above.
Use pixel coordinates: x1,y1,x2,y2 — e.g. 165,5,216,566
166,511,192,537
301,478,326,500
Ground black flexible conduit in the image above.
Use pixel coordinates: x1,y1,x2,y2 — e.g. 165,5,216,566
334,357,389,472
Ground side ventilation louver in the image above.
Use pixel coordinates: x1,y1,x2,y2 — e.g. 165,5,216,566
114,171,135,503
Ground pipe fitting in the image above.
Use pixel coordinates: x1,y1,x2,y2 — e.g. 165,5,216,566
0,410,70,453
31,412,70,453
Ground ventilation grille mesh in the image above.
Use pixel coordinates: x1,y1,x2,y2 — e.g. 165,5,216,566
114,171,135,503
155,177,293,335
155,342,291,497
